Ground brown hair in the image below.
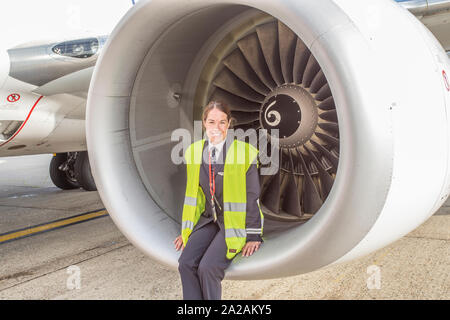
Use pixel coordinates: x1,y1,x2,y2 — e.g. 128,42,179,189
202,100,233,128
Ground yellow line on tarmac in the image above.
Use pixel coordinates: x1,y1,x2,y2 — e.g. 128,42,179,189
0,209,108,244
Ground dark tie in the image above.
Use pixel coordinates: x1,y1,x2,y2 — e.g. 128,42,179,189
209,146,218,222
210,147,217,165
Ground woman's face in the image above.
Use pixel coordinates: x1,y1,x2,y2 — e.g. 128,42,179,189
203,108,230,144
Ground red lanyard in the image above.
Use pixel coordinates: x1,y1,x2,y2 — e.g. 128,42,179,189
208,149,215,204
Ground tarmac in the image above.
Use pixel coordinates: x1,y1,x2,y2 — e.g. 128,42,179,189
0,154,448,299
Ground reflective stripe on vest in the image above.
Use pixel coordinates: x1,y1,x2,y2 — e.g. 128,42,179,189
184,196,197,207
245,228,262,234
223,202,246,212
181,138,263,259
225,228,247,238
182,220,195,231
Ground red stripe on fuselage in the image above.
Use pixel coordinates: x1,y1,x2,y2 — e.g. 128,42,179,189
0,95,44,147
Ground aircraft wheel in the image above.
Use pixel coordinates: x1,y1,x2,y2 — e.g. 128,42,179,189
74,151,97,191
49,153,79,190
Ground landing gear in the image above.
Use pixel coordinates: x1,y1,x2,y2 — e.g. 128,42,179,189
74,151,97,191
49,152,79,190
49,151,97,191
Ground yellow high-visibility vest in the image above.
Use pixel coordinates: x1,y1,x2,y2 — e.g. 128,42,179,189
181,138,263,259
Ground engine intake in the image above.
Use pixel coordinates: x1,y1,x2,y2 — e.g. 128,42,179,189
86,0,450,279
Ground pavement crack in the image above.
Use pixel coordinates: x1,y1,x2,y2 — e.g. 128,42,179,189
0,271,34,282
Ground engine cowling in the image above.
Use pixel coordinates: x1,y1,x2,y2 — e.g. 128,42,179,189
86,0,450,280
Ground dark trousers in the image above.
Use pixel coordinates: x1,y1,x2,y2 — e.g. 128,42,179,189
178,219,233,300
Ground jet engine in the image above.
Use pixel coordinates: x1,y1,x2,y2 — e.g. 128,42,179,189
86,0,450,279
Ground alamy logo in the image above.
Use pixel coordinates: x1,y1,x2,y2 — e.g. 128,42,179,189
66,265,81,290
171,121,280,176
366,265,381,290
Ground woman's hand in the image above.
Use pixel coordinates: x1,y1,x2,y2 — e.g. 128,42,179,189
242,241,261,257
173,235,184,251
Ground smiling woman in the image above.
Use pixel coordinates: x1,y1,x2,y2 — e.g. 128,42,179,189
174,100,263,300
202,101,234,144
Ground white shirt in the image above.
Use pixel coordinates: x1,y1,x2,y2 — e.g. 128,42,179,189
208,137,225,163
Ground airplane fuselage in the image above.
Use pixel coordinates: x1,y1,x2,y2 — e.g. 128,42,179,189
0,0,132,156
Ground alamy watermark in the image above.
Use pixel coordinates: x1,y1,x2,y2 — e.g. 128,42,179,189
66,265,81,290
171,121,280,175
366,265,381,290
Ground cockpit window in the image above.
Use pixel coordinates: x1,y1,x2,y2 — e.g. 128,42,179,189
52,38,99,58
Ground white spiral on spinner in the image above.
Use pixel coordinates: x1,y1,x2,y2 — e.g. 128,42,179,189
264,100,281,127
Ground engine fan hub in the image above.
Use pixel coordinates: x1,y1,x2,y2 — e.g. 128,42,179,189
260,84,318,148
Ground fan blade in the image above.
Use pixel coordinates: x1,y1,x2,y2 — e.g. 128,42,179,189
298,151,323,214
222,50,270,96
210,88,261,112
231,111,260,126
293,38,310,84
260,173,272,192
256,22,284,86
213,68,265,103
317,122,339,136
317,96,335,110
319,109,338,122
261,168,281,214
238,121,261,131
237,33,277,90
304,145,334,200
315,132,340,149
257,134,276,169
278,21,297,84
310,139,339,173
302,54,321,88
282,173,303,217
329,148,340,161
281,151,302,217
315,83,332,101
309,70,327,94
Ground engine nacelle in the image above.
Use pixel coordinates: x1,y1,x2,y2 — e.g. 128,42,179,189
86,0,450,280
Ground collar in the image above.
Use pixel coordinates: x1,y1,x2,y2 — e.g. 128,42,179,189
207,137,225,151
